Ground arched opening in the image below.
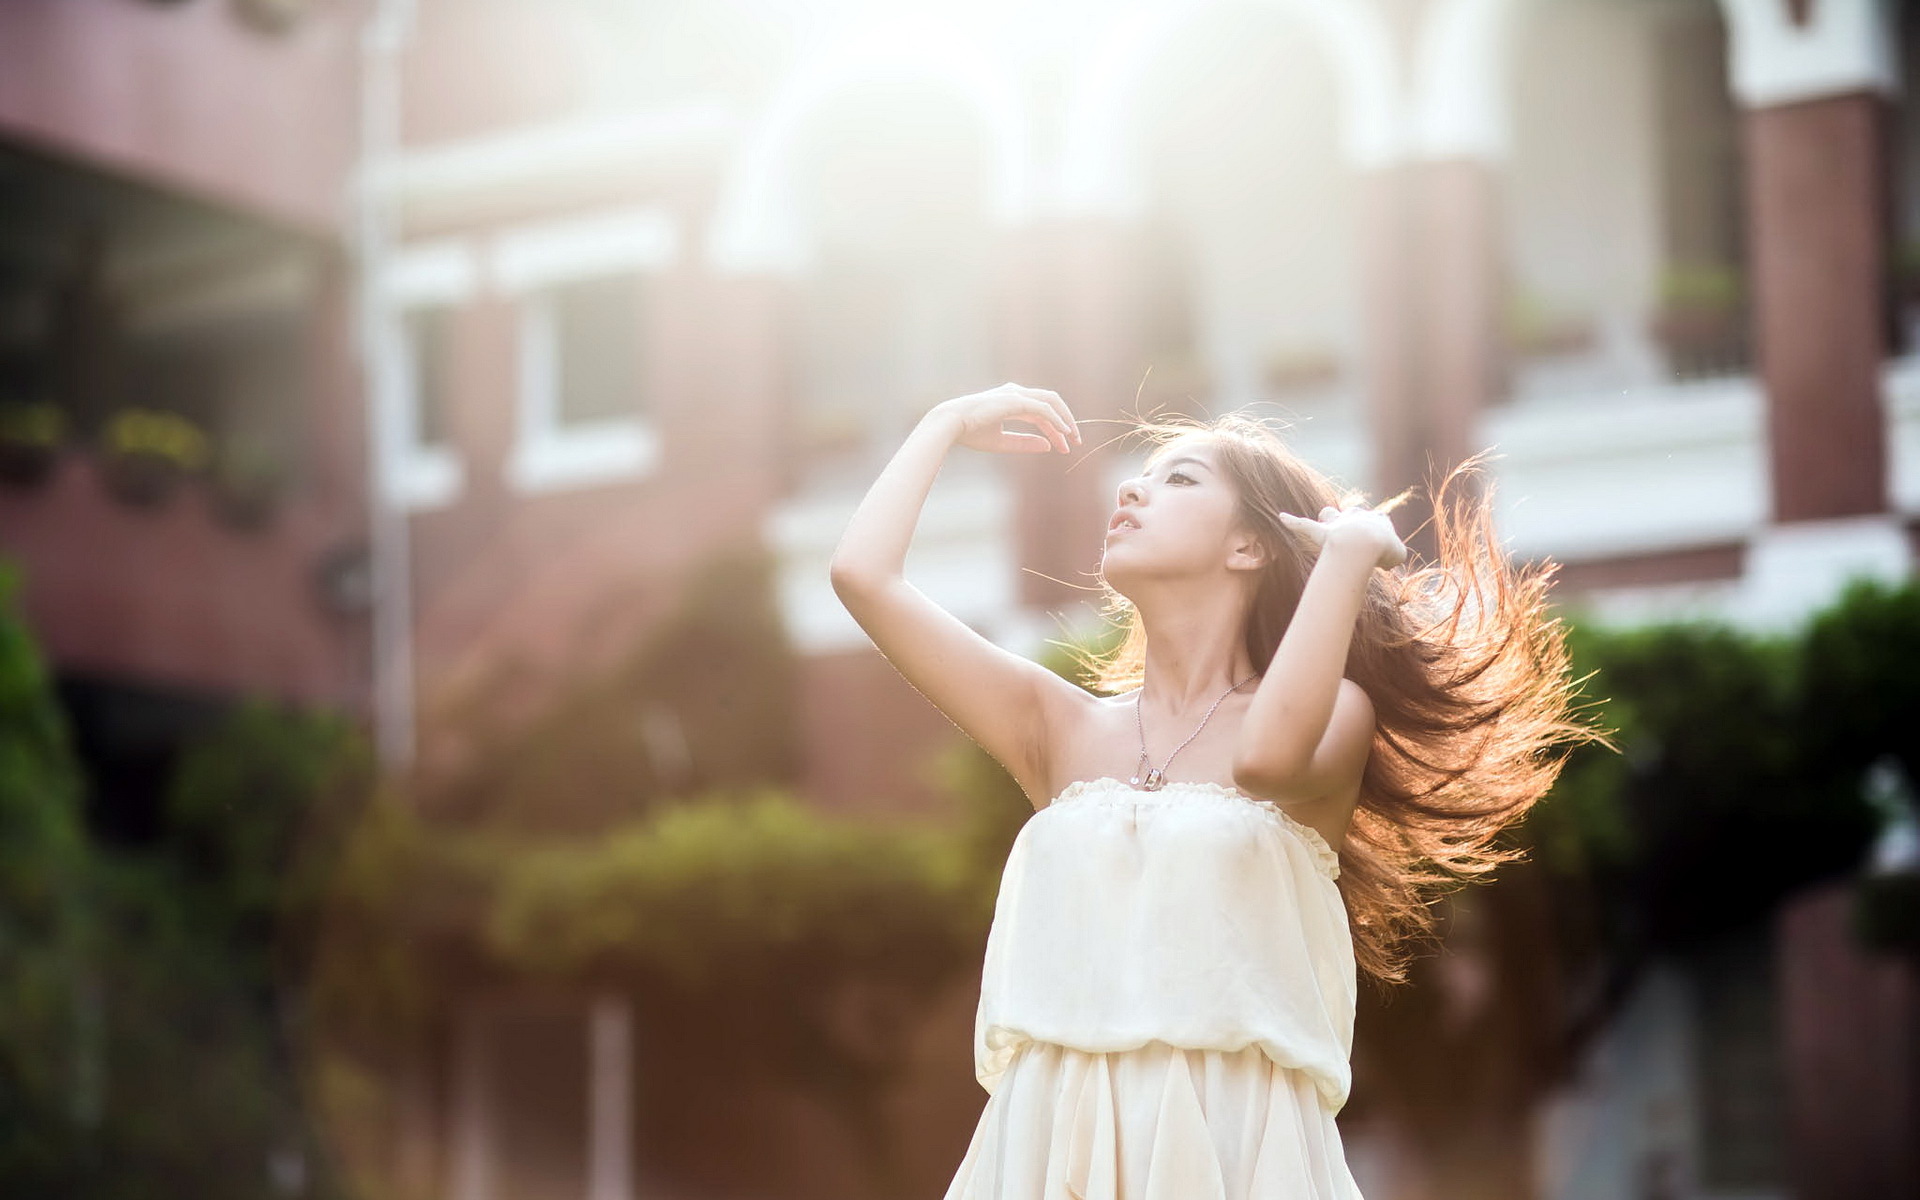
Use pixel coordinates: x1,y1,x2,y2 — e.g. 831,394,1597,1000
784,81,998,485
1124,4,1360,420
1504,0,1745,400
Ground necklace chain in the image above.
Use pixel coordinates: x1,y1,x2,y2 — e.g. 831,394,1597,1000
1132,672,1259,791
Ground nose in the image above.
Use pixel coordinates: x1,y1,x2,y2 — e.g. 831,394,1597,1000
1117,477,1145,507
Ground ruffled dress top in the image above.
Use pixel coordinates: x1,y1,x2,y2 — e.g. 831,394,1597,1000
943,775,1365,1200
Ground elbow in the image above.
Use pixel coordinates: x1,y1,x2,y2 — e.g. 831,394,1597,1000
828,557,862,600
1232,749,1306,802
828,556,885,602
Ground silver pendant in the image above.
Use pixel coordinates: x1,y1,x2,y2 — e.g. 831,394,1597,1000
1139,768,1166,791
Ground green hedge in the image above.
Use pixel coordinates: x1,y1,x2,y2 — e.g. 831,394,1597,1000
0,562,91,1189
1529,575,1918,961
0,559,371,1199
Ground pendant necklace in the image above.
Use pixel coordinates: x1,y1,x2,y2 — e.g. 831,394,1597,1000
1131,672,1260,790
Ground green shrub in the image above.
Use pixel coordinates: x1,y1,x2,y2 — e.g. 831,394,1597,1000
1529,579,1912,960
0,562,90,1145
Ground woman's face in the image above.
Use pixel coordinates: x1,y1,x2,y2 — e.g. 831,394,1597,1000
1100,438,1261,589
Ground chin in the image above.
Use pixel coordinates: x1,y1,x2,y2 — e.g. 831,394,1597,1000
1099,550,1146,595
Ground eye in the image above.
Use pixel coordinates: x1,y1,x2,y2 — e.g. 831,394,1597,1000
1167,470,1195,485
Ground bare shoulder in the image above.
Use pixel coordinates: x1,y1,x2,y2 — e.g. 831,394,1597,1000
1017,680,1118,811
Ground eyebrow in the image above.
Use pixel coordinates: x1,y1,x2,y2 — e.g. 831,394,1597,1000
1152,455,1213,475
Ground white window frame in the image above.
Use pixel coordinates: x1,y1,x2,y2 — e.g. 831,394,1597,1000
492,209,676,495
380,239,477,511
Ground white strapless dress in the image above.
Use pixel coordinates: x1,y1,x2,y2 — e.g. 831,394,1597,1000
941,776,1365,1200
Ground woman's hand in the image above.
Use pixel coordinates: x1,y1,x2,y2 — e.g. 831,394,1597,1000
1278,502,1409,570
932,383,1081,455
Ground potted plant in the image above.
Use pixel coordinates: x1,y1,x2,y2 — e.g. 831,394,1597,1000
1262,345,1342,395
96,407,210,508
231,0,308,35
1506,294,1597,360
208,433,293,531
0,399,67,490
1649,263,1746,377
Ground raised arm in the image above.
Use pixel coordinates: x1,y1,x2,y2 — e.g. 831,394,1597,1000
828,384,1088,806
1232,504,1406,814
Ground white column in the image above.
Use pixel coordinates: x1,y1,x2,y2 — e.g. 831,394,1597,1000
1719,0,1897,108
1412,0,1522,162
587,992,635,1200
448,1007,492,1200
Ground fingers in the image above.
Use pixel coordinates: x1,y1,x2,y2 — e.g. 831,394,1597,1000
1016,397,1073,452
1006,384,1080,448
955,383,1077,453
1277,512,1325,542
993,430,1056,454
1019,386,1081,446
1310,505,1408,570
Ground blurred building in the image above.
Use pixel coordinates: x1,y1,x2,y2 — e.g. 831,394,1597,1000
2,1,1916,1199
0,5,367,827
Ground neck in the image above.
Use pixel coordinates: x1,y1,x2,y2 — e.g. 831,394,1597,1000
1132,577,1261,713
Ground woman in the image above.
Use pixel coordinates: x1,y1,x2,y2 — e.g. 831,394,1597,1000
829,383,1594,1199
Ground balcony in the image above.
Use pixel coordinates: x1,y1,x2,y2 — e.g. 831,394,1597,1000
0,0,358,233
0,139,365,706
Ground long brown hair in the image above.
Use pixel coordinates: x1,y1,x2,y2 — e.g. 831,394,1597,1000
1074,412,1605,987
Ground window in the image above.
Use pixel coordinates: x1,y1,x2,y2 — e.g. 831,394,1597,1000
392,303,464,509
550,273,643,428
401,306,453,449
382,239,477,510
491,208,674,496
508,270,658,494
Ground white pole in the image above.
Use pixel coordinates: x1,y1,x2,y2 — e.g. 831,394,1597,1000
354,0,419,767
587,993,636,1200
449,1008,492,1200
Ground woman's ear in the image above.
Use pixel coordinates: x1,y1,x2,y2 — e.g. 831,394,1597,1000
1225,528,1269,573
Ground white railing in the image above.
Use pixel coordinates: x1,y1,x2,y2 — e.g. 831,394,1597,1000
767,373,1919,653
